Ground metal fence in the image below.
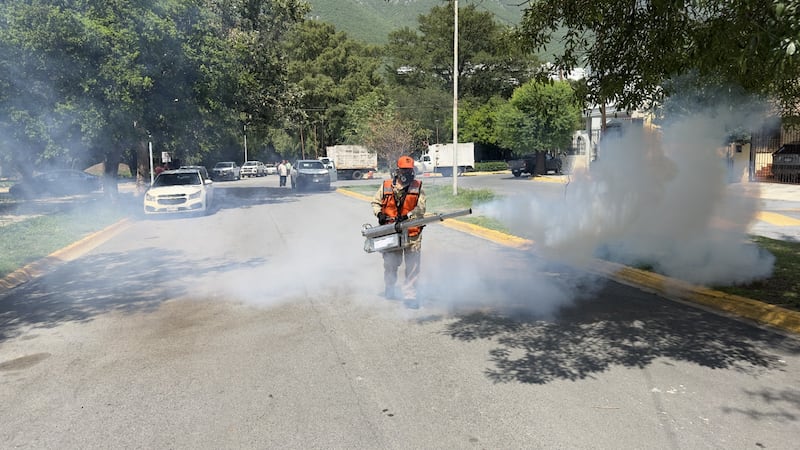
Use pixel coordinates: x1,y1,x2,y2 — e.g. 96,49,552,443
750,127,800,183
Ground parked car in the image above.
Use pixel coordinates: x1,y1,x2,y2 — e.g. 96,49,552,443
290,159,331,191
240,160,266,178
179,165,210,181
319,157,338,182
771,142,800,183
507,152,563,177
264,163,277,175
143,169,214,215
211,161,240,181
9,169,102,199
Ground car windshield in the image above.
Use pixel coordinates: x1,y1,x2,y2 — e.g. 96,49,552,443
215,162,233,168
243,162,257,166
298,161,324,170
154,172,202,187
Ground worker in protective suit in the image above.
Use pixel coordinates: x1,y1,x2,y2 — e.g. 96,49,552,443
371,155,427,308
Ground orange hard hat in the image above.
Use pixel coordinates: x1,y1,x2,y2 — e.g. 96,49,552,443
397,155,414,169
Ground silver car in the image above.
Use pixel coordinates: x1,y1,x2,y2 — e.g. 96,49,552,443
212,161,240,181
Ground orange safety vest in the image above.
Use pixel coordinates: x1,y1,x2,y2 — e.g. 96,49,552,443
381,179,422,237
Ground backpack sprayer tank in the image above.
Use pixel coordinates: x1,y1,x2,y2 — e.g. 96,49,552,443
361,209,472,253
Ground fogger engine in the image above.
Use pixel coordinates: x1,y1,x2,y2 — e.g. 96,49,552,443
361,209,472,253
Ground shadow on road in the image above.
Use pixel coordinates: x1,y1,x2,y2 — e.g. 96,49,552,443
443,286,800,385
0,247,265,342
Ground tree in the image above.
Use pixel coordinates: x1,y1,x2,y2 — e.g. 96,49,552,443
517,0,800,123
495,79,581,163
283,20,384,156
458,97,506,146
0,0,309,195
385,3,539,102
359,109,419,170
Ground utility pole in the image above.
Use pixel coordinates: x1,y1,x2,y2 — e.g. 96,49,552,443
452,0,459,196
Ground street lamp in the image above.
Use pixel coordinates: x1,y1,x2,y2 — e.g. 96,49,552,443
243,123,248,163
148,133,154,186
452,0,459,195
435,119,440,144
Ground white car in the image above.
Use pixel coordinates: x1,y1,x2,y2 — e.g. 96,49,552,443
264,163,277,175
144,169,214,215
240,160,266,177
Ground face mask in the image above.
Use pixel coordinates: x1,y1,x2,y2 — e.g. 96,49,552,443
398,169,414,186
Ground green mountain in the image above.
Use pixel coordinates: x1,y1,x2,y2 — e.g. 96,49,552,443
304,0,526,45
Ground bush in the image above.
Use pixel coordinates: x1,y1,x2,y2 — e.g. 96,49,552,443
474,161,509,172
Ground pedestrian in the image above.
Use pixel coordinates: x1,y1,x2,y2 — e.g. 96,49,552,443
278,160,289,187
371,155,426,309
154,163,167,176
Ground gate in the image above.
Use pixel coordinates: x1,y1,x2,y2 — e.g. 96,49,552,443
750,127,800,183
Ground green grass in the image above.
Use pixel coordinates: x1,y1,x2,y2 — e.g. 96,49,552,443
0,203,127,278
343,183,509,231
713,236,800,311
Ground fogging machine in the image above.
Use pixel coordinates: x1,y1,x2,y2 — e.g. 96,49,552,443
361,209,472,253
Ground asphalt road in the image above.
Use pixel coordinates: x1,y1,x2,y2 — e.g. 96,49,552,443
1,174,799,448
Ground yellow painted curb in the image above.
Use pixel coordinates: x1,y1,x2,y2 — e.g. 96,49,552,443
531,175,569,184
338,187,800,335
442,220,533,250
757,211,800,226
589,260,800,334
336,188,373,202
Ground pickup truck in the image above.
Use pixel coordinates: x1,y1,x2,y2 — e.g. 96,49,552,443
508,153,563,177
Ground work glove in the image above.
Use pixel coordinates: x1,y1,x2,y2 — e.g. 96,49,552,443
377,212,390,225
397,214,409,222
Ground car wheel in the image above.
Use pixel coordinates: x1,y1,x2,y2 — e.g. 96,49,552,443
512,170,522,177
351,170,363,180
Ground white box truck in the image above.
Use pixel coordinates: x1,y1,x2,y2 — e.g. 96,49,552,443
325,145,377,180
415,142,475,176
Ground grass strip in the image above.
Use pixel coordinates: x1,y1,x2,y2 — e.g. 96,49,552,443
713,236,800,311
0,203,126,278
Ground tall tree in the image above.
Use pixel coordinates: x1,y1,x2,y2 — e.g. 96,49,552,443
0,0,308,194
284,20,384,156
385,3,538,102
495,79,581,161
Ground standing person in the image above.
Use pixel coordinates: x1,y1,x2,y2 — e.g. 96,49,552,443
371,155,426,309
278,160,288,187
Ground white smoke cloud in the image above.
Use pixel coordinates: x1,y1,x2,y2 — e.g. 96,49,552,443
480,104,776,286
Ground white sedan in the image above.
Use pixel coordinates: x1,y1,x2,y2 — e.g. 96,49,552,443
144,169,214,215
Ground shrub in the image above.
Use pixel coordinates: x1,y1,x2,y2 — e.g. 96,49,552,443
474,161,509,172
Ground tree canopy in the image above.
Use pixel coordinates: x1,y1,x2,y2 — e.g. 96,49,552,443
0,0,309,191
517,0,800,123
495,80,582,156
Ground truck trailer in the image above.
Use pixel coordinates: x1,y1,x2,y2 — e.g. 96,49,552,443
325,145,377,180
415,143,475,177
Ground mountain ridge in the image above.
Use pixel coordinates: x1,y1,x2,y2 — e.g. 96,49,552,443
304,0,526,45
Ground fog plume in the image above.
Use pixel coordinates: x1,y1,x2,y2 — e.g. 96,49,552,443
480,105,776,286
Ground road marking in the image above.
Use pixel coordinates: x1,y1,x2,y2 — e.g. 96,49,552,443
757,211,800,226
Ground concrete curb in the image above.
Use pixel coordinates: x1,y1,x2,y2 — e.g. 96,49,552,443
0,218,133,296
339,188,800,335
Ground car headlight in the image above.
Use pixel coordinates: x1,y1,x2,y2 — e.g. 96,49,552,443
188,190,202,199
145,192,155,201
